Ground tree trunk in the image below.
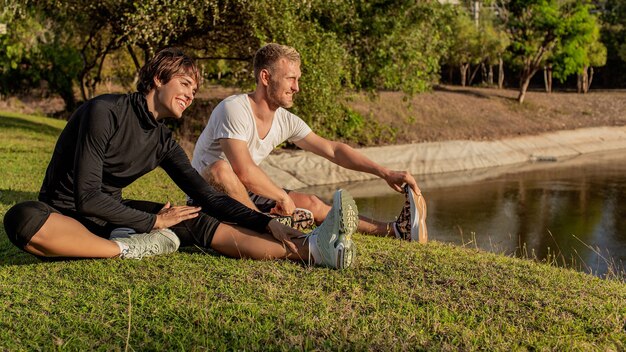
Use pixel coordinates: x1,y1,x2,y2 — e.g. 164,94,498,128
488,65,494,86
469,62,482,86
587,66,594,92
581,65,589,94
518,74,532,103
543,65,552,93
460,64,469,87
127,45,142,72
481,62,487,85
498,57,504,89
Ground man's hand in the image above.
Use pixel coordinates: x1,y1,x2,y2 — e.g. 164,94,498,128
267,218,300,254
154,202,201,229
269,193,296,216
384,170,422,195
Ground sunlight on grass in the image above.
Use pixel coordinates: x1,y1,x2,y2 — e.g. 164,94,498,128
0,112,625,350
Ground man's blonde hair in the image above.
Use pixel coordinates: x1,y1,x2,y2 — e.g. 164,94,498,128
253,43,301,82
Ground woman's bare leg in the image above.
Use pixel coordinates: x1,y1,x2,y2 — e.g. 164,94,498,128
210,223,310,262
24,213,120,258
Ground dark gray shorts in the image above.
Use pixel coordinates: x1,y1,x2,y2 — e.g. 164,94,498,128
247,189,295,213
3,200,221,253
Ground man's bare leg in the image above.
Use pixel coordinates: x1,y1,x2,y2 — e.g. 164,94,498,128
205,162,395,237
210,223,310,262
204,160,260,211
288,191,393,237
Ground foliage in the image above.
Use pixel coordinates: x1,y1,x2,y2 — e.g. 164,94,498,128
0,3,81,109
309,0,454,95
601,0,626,86
446,9,481,86
551,3,605,83
505,0,602,102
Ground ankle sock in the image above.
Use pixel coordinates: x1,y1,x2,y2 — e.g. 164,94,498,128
308,234,321,265
113,240,129,254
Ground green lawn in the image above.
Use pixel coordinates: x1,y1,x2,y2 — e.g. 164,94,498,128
0,111,625,350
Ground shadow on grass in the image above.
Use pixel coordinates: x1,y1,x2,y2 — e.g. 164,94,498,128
433,85,519,102
0,113,63,137
0,189,38,206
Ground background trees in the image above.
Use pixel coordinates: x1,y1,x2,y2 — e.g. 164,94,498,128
1,0,625,139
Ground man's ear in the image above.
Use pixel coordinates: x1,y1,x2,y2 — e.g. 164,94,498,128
259,69,271,87
153,77,162,88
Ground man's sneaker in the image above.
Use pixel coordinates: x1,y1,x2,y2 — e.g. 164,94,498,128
394,185,428,243
309,189,358,269
111,228,180,259
268,208,315,231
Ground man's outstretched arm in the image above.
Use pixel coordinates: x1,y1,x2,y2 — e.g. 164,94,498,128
294,132,422,195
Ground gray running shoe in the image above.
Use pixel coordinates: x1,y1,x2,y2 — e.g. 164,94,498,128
111,228,180,259
310,189,358,269
394,185,428,243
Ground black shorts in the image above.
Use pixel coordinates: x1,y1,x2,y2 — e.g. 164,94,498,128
247,190,293,213
3,200,221,252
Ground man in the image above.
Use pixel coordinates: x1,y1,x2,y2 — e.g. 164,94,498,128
191,43,427,242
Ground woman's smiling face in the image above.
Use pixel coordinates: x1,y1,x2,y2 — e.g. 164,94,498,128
154,74,197,119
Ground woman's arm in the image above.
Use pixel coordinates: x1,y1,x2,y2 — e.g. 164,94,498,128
160,144,272,233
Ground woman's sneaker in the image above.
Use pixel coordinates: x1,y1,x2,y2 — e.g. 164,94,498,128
111,228,180,259
267,208,315,231
309,189,358,269
393,185,428,243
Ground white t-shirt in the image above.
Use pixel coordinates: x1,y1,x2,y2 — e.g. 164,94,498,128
191,94,312,173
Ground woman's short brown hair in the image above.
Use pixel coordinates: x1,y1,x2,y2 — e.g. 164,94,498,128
137,48,201,94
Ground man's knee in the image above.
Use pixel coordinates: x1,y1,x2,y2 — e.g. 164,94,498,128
290,192,330,221
202,160,243,193
203,161,236,192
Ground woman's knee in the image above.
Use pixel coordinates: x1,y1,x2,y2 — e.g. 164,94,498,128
3,201,56,250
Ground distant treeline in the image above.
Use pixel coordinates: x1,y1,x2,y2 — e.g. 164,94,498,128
1,0,625,143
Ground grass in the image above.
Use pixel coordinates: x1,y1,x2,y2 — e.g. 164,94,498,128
0,111,625,350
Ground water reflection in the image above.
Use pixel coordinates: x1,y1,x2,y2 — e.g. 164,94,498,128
301,150,626,278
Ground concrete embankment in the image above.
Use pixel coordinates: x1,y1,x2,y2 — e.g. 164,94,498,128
261,126,626,192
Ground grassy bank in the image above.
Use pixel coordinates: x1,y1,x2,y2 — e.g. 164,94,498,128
0,112,625,350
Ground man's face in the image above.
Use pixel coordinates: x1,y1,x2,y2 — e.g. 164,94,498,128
266,58,301,109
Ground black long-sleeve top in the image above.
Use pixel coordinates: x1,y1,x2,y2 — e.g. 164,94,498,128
39,92,271,234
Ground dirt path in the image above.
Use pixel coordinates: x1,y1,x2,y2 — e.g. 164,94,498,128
348,86,626,144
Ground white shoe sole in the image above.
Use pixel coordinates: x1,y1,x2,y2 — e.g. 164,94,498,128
408,187,428,243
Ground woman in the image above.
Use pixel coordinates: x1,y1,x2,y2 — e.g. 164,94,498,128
3,48,357,269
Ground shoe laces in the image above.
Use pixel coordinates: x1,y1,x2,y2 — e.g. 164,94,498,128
297,231,316,267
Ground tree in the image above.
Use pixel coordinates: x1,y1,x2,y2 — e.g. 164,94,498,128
507,0,563,103
0,2,81,110
474,8,510,87
447,10,481,87
600,0,626,87
550,3,605,93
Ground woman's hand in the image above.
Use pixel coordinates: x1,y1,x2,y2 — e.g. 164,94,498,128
267,218,300,254
154,202,201,229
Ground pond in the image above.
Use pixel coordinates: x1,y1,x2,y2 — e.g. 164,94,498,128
301,149,626,278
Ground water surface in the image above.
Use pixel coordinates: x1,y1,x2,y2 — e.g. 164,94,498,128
303,150,626,278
